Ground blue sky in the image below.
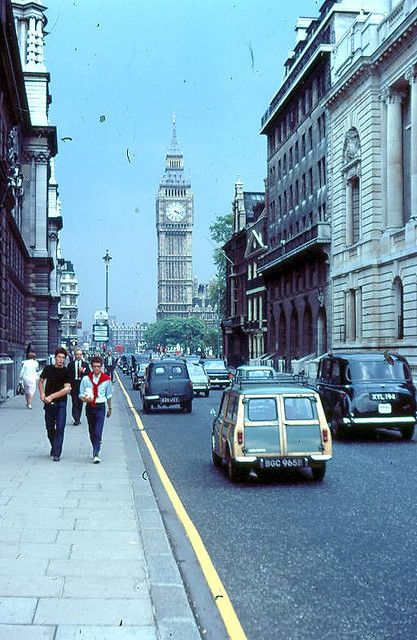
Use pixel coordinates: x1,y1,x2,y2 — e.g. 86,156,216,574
45,0,318,325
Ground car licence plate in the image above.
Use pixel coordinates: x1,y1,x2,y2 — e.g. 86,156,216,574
160,397,179,404
378,403,392,414
370,392,397,401
259,457,308,470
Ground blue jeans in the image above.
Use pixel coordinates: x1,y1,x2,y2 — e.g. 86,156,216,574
86,403,106,455
44,400,67,457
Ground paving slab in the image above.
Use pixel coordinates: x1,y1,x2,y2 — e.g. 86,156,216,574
0,389,202,639
55,625,158,640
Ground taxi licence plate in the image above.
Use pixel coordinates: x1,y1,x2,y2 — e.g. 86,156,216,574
259,457,308,470
160,397,179,404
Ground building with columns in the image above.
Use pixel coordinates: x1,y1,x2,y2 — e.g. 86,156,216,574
327,0,417,369
0,0,63,400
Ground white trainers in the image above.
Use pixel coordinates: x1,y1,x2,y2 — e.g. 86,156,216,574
93,454,101,464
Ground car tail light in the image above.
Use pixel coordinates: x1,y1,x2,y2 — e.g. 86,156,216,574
237,430,243,445
228,372,233,380
322,428,329,443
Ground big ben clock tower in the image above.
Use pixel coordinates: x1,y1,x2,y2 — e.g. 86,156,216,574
156,115,194,320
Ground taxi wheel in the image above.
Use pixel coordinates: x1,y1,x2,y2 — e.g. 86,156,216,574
204,390,209,397
311,463,326,481
226,451,246,483
143,401,150,414
330,415,345,440
400,425,415,441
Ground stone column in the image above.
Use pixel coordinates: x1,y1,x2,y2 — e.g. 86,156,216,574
386,90,404,227
380,92,388,227
405,66,417,219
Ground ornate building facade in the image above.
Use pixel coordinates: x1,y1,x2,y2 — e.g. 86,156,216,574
60,260,79,345
327,0,417,370
0,0,62,399
223,179,266,367
156,117,193,320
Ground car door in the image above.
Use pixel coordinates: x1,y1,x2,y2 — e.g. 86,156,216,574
280,394,323,454
213,392,229,456
168,363,189,399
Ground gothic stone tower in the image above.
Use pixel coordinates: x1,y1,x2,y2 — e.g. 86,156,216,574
156,116,193,320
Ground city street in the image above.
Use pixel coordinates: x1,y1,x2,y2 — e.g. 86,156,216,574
121,373,417,640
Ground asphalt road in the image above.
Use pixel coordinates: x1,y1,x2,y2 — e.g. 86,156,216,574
123,374,417,640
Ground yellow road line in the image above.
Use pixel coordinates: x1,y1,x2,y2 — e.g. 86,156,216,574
116,371,247,640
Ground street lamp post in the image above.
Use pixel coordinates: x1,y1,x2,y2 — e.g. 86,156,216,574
103,249,112,313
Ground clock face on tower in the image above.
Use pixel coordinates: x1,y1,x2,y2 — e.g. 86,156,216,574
166,201,186,222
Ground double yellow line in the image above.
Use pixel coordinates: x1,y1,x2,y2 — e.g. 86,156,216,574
116,372,247,640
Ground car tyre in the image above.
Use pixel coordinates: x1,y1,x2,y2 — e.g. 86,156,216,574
400,424,415,441
226,449,246,482
311,463,326,481
204,390,209,397
182,400,192,413
330,414,346,440
211,436,222,468
143,400,150,414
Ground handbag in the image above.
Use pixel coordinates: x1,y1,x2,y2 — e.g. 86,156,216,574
16,382,25,395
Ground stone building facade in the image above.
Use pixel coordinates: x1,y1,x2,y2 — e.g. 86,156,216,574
258,0,393,369
223,179,266,367
0,0,62,400
327,0,417,370
60,260,78,345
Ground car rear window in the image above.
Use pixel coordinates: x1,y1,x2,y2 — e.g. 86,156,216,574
153,366,166,376
348,360,410,381
246,398,277,422
171,365,185,376
204,360,226,370
284,397,317,420
243,369,274,380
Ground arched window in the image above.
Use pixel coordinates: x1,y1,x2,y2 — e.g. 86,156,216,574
393,277,404,339
343,128,361,246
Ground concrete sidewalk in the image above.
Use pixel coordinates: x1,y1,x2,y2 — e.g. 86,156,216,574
0,387,201,640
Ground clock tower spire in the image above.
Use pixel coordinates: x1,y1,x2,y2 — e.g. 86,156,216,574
156,117,194,320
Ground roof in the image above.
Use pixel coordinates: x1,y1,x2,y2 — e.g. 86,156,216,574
326,352,405,362
230,383,317,396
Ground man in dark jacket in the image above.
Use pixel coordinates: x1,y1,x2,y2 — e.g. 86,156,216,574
67,348,90,425
38,347,71,461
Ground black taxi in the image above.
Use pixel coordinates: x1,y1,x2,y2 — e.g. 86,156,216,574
316,352,416,440
211,377,332,482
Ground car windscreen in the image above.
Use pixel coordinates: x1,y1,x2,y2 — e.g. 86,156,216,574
187,365,206,380
283,397,317,420
348,360,410,381
204,360,226,370
245,398,277,422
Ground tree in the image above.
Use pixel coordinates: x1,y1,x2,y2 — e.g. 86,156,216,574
208,213,233,318
144,316,212,354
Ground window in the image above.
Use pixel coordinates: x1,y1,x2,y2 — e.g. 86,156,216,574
246,398,277,422
393,277,404,339
295,141,299,163
289,147,293,170
309,168,313,195
284,397,317,420
171,365,184,376
301,133,306,157
308,126,313,151
154,366,166,376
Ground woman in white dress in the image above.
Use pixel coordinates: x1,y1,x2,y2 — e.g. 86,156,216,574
19,352,39,409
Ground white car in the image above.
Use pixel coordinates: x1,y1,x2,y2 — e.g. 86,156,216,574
186,362,210,397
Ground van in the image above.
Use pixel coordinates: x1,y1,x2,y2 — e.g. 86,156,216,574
316,352,416,440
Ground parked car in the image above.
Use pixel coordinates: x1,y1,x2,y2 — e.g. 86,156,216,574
132,362,148,390
203,359,232,389
186,362,210,397
142,360,193,413
211,378,332,482
233,365,276,385
316,352,416,440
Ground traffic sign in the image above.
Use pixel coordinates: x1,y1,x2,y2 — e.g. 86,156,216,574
93,323,109,341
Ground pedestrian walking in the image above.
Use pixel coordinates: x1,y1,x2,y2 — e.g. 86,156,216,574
38,347,71,462
104,352,115,382
67,348,90,425
19,351,39,409
79,355,112,463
